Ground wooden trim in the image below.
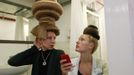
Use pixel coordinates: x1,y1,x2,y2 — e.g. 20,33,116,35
0,16,16,21
0,40,33,44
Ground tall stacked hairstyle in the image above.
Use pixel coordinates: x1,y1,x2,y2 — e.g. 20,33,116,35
83,25,100,54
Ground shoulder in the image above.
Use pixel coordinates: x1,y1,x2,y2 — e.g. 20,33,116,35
93,57,102,68
92,58,109,75
51,49,65,54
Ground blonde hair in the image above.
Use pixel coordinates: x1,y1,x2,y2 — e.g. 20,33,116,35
88,35,98,54
31,21,59,39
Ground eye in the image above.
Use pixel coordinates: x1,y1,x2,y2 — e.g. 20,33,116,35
79,38,85,41
46,36,56,40
46,37,51,40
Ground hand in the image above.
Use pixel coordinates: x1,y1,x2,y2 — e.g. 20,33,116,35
60,59,73,75
34,38,43,50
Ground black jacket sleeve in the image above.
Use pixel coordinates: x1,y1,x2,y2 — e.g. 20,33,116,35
8,45,39,66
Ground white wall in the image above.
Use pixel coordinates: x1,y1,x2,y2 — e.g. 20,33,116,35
0,43,31,65
128,0,134,50
55,4,71,53
15,16,25,40
0,43,32,75
0,13,16,40
0,15,30,41
56,4,71,43
28,17,38,41
97,8,108,62
104,0,134,75
70,0,87,58
0,19,16,40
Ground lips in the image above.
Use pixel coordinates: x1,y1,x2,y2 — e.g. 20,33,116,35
50,45,54,47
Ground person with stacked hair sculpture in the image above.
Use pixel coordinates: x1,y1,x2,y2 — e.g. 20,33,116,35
8,22,65,75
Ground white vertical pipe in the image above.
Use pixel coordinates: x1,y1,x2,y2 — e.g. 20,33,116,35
15,16,24,40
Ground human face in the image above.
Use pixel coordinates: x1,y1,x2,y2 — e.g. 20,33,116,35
42,31,56,50
75,34,93,53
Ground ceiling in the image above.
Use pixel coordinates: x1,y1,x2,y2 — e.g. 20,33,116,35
0,0,103,19
0,0,71,18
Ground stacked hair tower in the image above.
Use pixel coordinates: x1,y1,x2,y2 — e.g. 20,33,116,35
31,0,63,39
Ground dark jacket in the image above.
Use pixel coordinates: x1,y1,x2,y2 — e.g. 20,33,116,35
8,45,64,75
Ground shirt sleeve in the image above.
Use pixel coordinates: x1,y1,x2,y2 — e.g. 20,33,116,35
8,45,39,66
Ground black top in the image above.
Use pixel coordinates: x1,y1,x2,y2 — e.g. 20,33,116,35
8,45,64,75
39,50,51,75
78,70,82,75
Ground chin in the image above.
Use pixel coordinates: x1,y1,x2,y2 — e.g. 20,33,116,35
47,47,53,50
76,48,82,52
75,49,79,52
49,48,54,50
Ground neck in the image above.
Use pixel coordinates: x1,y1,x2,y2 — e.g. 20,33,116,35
80,53,92,63
42,47,47,51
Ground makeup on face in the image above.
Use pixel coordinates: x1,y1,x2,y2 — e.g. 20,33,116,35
41,32,56,49
75,35,90,51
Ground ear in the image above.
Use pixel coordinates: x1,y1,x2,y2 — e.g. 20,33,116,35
88,42,95,49
36,38,42,43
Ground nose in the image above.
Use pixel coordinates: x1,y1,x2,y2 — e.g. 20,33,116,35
76,40,79,44
51,38,55,43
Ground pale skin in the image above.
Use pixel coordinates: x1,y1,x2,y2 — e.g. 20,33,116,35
34,31,56,51
60,34,95,75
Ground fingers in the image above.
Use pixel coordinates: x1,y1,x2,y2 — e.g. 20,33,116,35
60,59,66,64
34,38,43,50
60,59,73,75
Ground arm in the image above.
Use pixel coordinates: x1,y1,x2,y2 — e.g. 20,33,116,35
8,38,42,66
8,45,39,66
